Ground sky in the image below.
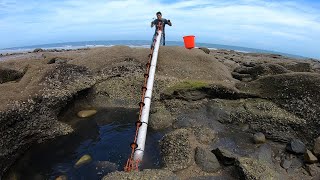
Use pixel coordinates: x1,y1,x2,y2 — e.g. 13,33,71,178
0,0,320,58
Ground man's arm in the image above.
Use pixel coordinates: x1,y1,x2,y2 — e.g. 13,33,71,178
151,20,155,28
167,19,172,26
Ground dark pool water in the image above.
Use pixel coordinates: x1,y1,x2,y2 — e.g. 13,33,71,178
4,108,163,180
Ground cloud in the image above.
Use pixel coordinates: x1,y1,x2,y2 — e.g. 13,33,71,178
0,0,319,58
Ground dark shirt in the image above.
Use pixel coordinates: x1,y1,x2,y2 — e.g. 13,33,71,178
152,18,169,35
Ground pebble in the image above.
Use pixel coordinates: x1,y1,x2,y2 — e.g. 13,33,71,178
77,110,97,118
75,154,92,168
304,149,318,163
253,132,266,144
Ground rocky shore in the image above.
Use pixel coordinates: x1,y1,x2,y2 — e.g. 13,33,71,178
1,46,320,179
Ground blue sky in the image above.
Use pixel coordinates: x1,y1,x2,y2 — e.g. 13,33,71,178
0,0,320,58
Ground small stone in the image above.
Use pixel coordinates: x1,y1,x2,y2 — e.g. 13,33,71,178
253,132,266,144
75,154,92,168
305,150,318,164
195,147,221,172
77,110,97,118
313,136,320,157
55,175,68,180
286,139,306,154
280,159,292,169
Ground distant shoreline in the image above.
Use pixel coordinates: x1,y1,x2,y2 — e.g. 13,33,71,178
0,40,316,60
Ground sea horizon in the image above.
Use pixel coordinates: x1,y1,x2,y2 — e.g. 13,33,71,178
0,40,316,60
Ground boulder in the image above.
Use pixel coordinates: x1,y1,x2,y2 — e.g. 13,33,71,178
195,147,221,172
286,139,306,154
159,128,193,171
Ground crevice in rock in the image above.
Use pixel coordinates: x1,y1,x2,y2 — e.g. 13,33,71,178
161,85,259,101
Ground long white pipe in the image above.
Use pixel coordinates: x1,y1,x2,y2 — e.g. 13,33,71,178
133,30,162,163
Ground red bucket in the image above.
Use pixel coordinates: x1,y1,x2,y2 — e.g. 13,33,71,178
183,35,195,49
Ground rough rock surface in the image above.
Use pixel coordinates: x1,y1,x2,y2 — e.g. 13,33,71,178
102,169,179,180
0,63,95,176
159,128,193,171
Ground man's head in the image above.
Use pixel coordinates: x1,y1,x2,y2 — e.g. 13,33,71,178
156,11,162,19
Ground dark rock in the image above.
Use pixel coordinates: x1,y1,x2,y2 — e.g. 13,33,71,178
253,132,266,144
102,169,179,180
33,48,44,52
286,139,306,154
198,47,210,54
304,150,318,164
313,136,320,157
195,147,221,172
159,128,193,171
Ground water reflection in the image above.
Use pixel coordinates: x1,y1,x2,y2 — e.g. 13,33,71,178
4,108,163,180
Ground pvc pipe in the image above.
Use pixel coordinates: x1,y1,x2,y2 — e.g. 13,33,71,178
133,30,162,163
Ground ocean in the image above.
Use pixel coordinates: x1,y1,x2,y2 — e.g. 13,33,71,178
0,40,307,59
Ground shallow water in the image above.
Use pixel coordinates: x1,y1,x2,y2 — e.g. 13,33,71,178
4,108,163,180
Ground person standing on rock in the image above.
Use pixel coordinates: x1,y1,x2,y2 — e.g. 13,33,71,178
151,11,172,46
